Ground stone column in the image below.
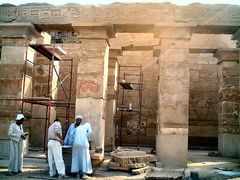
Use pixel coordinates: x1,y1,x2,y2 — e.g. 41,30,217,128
105,48,122,151
0,23,41,159
154,24,195,168
73,23,115,154
214,49,240,158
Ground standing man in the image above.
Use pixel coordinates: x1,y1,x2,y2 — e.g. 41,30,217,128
71,122,93,179
8,114,28,176
64,115,82,146
48,118,68,178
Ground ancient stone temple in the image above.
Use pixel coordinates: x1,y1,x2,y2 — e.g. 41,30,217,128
0,2,239,168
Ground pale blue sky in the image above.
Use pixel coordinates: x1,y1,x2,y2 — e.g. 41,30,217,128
1,0,240,6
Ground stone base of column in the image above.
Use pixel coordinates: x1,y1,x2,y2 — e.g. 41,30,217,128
156,134,188,168
218,133,240,158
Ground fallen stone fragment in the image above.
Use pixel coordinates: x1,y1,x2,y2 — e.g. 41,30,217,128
132,166,149,175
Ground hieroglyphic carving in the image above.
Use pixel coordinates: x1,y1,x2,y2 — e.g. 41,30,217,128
1,4,240,25
69,6,94,22
94,6,124,22
220,6,240,22
0,7,17,22
184,4,240,24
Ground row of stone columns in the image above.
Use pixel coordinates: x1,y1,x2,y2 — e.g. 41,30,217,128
0,23,239,167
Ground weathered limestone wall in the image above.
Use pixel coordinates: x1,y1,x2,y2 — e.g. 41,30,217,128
189,53,218,148
0,23,40,158
117,51,158,146
0,43,28,159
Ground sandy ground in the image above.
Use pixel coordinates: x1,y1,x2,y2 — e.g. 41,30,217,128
0,150,240,179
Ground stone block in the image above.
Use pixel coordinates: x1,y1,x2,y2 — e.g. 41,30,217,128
145,168,184,180
108,161,120,167
190,70,199,82
128,163,146,169
1,46,27,64
75,98,105,149
159,104,188,126
108,160,129,171
218,133,240,158
156,134,187,168
132,166,149,175
0,79,22,96
0,64,24,79
76,75,103,98
222,67,239,77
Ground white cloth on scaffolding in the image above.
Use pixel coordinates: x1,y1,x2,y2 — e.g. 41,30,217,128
8,123,24,173
47,121,65,177
71,123,93,174
64,123,76,146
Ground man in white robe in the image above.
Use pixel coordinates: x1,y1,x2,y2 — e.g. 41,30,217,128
48,118,68,178
71,122,93,179
8,114,28,176
64,115,82,146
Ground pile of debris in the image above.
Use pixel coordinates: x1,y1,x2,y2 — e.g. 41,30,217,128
108,148,157,175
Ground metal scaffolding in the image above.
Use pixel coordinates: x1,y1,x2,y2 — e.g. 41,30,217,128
115,65,143,148
0,43,74,150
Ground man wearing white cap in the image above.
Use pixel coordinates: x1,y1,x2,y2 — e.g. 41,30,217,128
7,114,28,176
64,115,82,146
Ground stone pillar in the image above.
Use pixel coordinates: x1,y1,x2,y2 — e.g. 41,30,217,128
215,49,240,158
0,23,41,159
105,48,122,151
154,24,195,168
73,23,115,154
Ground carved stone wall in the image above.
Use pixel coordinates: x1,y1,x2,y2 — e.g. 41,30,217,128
118,51,158,146
1,3,240,29
189,53,219,149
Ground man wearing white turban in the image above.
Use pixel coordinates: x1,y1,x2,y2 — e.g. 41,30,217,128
64,115,82,146
7,114,28,176
71,122,93,179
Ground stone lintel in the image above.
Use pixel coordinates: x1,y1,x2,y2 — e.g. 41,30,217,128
122,45,153,51
154,23,196,39
0,23,42,39
189,48,217,53
159,127,188,135
72,23,116,39
35,23,74,32
196,24,240,34
114,24,154,33
214,48,239,63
